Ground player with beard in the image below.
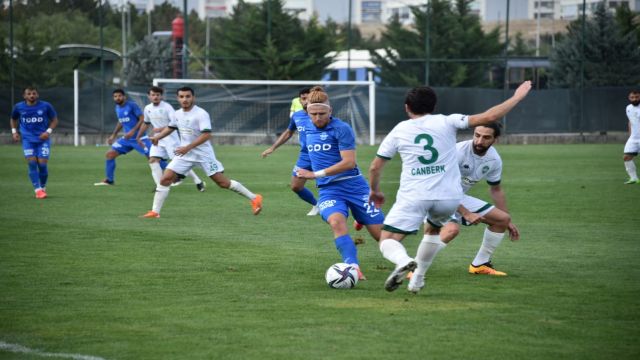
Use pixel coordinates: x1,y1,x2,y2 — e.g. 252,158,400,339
430,123,520,278
623,90,640,184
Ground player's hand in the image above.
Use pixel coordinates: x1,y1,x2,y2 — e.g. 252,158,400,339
174,146,189,156
39,132,50,141
12,133,21,142
150,136,159,146
261,148,274,158
137,139,146,149
462,212,484,225
107,135,115,145
507,222,520,241
295,168,314,179
514,81,532,101
369,191,385,208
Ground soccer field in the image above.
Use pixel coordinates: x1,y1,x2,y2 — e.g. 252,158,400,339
0,143,638,360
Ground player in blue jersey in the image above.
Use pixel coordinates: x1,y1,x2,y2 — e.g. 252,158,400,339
94,89,152,186
10,86,59,199
261,87,319,216
296,87,384,280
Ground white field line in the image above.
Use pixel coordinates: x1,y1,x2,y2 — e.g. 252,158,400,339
0,341,107,360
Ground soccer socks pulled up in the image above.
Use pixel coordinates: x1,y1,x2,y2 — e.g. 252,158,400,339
149,162,163,185
624,160,638,181
335,234,359,265
37,162,48,189
379,239,413,268
106,159,116,182
414,235,447,277
152,185,171,213
187,170,203,184
27,160,40,189
228,179,255,200
159,159,168,170
472,228,505,266
294,187,317,206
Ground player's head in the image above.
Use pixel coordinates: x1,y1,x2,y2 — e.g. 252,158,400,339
404,86,437,117
299,87,311,107
629,90,640,106
306,86,332,128
176,86,195,110
22,86,39,104
472,123,502,155
148,86,164,105
112,88,126,105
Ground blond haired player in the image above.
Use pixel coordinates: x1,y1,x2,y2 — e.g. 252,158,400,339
141,86,262,218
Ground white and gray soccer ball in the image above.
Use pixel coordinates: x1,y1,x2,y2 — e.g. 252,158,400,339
325,263,358,289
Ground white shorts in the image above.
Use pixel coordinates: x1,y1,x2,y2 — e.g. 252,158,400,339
149,137,180,159
166,156,224,177
624,138,640,155
451,195,495,226
384,192,461,233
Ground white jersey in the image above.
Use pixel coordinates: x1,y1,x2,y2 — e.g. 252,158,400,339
377,113,469,200
144,101,180,147
457,140,502,193
170,105,216,162
626,104,640,139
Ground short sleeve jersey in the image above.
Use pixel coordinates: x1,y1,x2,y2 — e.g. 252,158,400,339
11,100,57,142
169,105,215,162
376,114,469,200
626,104,640,139
144,101,180,144
115,100,144,138
305,117,361,186
288,110,311,150
456,140,502,194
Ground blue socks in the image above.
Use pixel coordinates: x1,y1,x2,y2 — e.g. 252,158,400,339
106,159,116,182
37,162,48,188
334,234,359,265
27,160,40,189
160,159,168,170
295,187,317,205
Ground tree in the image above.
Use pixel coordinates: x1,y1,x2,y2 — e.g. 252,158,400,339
550,2,640,87
209,0,334,80
615,5,640,44
125,36,173,85
372,0,502,87
509,32,534,56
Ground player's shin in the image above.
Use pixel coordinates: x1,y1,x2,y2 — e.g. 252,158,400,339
472,228,505,266
27,160,40,189
152,185,171,213
294,187,317,205
379,239,412,268
414,235,447,277
228,180,255,200
187,170,202,184
106,159,116,182
149,162,163,185
624,160,638,180
334,234,359,265
37,162,48,188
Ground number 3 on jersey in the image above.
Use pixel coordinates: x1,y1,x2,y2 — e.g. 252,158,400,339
414,133,439,165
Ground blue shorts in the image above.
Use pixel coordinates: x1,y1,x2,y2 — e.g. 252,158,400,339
22,139,51,159
111,137,151,157
291,151,312,176
317,175,384,225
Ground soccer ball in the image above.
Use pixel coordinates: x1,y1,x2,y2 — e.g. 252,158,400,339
325,263,359,289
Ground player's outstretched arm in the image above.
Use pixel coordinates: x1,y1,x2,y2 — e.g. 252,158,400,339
468,81,532,127
39,116,58,141
262,129,294,158
136,122,150,147
175,132,211,156
10,118,20,142
296,149,357,179
107,123,123,145
150,126,175,145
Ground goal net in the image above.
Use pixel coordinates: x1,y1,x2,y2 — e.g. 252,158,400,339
152,79,377,145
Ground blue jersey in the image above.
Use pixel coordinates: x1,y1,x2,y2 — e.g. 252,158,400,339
11,101,57,143
306,117,361,187
288,110,311,150
115,100,144,138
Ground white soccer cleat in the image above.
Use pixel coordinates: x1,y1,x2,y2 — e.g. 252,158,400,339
407,274,425,294
384,260,417,292
306,205,320,216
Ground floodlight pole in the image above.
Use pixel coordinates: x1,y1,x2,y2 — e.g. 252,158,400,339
9,0,14,106
74,69,79,147
183,0,188,78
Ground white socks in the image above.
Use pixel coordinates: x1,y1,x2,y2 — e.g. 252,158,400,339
625,160,638,180
472,228,505,266
379,239,413,268
229,180,255,200
187,170,203,184
149,162,163,185
152,185,170,213
414,235,447,277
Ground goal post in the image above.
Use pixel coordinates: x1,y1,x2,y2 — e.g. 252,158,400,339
152,76,377,146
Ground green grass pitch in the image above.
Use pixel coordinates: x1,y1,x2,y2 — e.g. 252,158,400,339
0,143,638,359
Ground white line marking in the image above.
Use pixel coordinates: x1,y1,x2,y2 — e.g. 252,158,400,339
0,341,107,360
